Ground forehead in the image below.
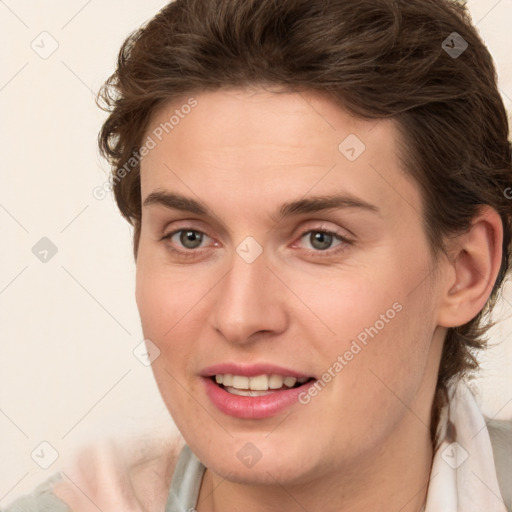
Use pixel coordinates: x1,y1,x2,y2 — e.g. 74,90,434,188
140,88,421,221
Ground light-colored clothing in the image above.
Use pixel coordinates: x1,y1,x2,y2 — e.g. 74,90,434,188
425,382,509,512
2,381,510,511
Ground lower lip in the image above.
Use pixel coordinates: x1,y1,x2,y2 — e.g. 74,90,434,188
202,377,317,419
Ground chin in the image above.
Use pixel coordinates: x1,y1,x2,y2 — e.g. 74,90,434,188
191,435,317,485
209,457,314,486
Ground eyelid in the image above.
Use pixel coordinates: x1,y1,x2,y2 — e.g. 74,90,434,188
290,225,354,256
295,228,351,245
293,220,354,242
150,210,229,241
159,218,215,241
160,228,218,261
159,222,353,259
160,227,215,245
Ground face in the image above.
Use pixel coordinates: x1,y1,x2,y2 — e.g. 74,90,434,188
136,88,446,486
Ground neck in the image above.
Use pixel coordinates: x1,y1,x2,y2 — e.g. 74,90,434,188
197,415,433,512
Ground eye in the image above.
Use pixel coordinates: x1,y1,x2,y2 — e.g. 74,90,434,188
297,229,349,252
163,229,212,250
305,231,336,251
178,230,204,249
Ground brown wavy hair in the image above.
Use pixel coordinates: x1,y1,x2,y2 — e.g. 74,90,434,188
97,0,512,442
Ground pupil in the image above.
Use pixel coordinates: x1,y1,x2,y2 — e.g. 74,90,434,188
310,232,332,250
180,230,203,249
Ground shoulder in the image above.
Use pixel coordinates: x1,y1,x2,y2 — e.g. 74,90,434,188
0,473,70,512
487,417,512,512
1,433,185,512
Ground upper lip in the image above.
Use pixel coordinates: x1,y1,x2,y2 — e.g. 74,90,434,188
200,363,314,379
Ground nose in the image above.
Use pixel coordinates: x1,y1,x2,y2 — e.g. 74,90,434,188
210,250,288,345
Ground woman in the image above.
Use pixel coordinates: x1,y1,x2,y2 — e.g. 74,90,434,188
4,0,511,510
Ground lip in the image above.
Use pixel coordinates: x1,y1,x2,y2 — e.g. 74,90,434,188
202,377,317,419
200,362,314,379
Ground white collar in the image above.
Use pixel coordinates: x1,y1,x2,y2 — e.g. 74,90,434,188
425,381,507,512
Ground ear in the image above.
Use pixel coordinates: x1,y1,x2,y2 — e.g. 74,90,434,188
437,205,503,328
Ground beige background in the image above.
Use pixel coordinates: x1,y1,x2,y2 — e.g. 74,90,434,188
1,0,511,504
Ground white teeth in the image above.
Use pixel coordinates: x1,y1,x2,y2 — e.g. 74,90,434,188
283,376,297,388
213,373,310,391
232,375,249,389
269,374,285,389
224,387,274,397
249,375,269,391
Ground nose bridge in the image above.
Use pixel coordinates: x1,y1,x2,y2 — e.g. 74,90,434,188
211,249,286,343
225,254,262,304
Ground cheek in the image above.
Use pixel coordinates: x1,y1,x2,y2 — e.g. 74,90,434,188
135,267,171,339
282,260,421,345
136,244,199,336
337,279,437,418
286,250,438,388
135,255,207,419
135,250,216,376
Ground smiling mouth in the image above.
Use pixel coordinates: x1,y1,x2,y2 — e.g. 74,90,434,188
210,374,315,396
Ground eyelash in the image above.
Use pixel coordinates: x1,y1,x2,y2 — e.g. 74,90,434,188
160,227,352,259
160,230,212,260
295,228,352,256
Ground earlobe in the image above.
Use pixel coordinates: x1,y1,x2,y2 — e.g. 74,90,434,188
437,206,503,328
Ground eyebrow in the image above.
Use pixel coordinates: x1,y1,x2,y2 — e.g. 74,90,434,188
143,190,210,215
142,190,381,221
275,194,381,222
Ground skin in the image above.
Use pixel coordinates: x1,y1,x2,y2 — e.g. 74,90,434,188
135,88,502,512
